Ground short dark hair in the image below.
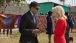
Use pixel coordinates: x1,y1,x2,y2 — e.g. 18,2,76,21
29,1,40,9
65,12,69,16
48,11,52,15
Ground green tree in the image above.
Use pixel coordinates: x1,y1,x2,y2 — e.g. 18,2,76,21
0,0,26,12
0,0,4,6
0,0,25,6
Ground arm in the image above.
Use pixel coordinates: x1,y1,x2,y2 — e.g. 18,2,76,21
54,19,64,36
52,18,55,32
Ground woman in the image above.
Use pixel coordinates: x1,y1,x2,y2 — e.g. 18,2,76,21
46,11,53,43
52,6,67,43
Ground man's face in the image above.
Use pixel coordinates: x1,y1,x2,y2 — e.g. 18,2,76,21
31,6,40,14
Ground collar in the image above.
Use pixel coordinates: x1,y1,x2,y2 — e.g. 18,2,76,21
30,11,35,16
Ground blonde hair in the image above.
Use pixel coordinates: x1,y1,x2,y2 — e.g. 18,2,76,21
52,6,67,20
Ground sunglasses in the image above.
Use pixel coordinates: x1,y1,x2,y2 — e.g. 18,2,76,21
35,8,39,10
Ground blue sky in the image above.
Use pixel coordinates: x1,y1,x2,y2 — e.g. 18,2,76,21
27,0,76,6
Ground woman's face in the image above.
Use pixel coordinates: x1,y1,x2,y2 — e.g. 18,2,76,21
53,13,58,18
53,13,59,25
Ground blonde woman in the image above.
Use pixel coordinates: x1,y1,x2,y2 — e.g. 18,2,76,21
52,6,67,43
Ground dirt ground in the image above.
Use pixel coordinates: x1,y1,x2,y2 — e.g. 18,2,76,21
0,29,76,43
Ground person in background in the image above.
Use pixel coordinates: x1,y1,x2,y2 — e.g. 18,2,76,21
46,11,53,43
69,14,74,32
40,12,43,15
0,11,4,34
52,6,67,43
65,13,74,43
65,12,70,43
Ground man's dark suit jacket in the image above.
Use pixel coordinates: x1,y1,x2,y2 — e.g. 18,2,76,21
19,11,38,43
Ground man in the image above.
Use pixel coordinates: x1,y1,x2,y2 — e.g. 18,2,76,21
19,1,43,43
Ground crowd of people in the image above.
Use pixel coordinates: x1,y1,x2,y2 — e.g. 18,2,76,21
19,1,75,43
0,1,74,43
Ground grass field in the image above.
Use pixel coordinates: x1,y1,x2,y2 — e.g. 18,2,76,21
0,29,76,43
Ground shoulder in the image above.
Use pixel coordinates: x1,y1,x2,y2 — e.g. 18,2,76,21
58,18,66,23
22,11,30,18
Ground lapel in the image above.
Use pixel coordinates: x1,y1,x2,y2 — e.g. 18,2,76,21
27,11,37,28
27,11,33,20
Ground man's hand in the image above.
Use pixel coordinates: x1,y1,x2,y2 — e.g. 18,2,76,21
39,28,47,32
32,29,40,34
39,27,47,32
